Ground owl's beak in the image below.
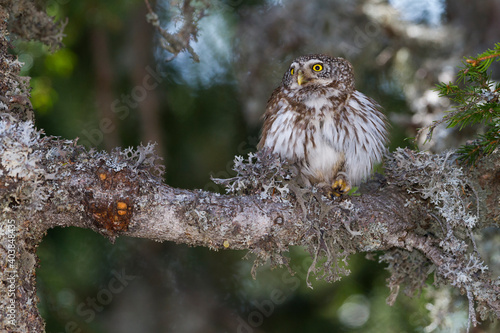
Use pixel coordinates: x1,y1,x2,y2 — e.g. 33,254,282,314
297,71,306,86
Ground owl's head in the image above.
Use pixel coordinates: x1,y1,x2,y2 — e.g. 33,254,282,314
282,54,355,92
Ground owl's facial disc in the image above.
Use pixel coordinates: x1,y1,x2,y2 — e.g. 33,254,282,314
288,59,333,90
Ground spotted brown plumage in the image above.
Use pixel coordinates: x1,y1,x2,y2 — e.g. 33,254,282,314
258,54,388,195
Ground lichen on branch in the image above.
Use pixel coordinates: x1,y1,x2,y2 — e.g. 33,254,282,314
1,0,66,51
144,0,209,62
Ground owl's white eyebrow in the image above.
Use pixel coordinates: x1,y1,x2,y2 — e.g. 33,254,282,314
303,59,323,67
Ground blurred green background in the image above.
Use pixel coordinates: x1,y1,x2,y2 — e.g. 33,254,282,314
11,0,500,332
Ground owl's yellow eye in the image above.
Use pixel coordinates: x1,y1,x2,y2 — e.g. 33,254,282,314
290,68,294,75
312,64,323,71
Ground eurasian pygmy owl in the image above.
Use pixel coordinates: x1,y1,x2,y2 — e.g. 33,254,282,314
258,54,388,196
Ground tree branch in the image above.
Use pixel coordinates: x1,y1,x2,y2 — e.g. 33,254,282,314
1,109,499,331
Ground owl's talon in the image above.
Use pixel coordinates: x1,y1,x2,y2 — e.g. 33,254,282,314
329,178,351,198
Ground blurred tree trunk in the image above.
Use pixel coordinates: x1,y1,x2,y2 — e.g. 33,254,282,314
130,3,165,159
90,26,122,150
446,0,500,53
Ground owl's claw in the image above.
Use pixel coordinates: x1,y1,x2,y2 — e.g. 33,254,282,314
328,178,351,198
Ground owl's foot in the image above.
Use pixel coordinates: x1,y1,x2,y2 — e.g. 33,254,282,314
329,178,351,198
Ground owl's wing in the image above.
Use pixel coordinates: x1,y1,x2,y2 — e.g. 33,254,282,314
323,91,388,185
258,87,292,150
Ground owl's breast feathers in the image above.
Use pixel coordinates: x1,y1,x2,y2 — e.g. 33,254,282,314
259,85,388,186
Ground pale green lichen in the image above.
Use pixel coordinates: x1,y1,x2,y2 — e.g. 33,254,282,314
0,120,42,180
385,148,497,331
390,149,478,230
212,150,295,204
214,149,356,286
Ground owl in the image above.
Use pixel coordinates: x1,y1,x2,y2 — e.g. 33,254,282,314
258,54,388,196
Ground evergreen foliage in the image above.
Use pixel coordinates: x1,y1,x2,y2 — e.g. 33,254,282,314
430,43,500,165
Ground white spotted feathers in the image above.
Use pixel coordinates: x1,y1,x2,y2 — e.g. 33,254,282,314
259,54,388,191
